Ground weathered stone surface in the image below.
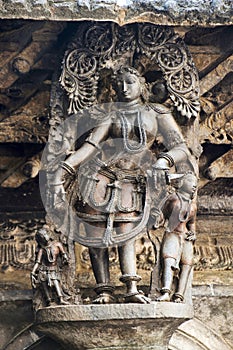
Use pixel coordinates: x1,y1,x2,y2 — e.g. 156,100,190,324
0,296,33,349
192,296,233,348
0,290,232,350
35,303,193,350
170,318,232,350
36,302,194,322
0,0,232,25
198,179,233,215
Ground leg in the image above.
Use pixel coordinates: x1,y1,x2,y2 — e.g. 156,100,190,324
85,223,110,284
118,239,138,295
89,247,115,304
157,231,180,302
41,281,52,306
173,240,193,303
85,223,115,303
53,279,70,305
89,247,110,284
118,223,150,304
156,257,176,301
173,264,192,302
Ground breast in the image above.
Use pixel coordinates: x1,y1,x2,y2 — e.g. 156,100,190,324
110,107,158,145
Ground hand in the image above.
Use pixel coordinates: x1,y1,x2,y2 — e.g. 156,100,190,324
149,208,163,229
62,253,69,265
51,184,66,208
31,272,38,289
186,231,196,241
151,168,168,190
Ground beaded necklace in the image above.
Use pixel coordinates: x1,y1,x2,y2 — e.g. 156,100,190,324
119,109,147,153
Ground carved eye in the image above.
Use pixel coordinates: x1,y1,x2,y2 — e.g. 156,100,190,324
126,79,135,84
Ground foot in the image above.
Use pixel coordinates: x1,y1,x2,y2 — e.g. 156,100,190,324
156,292,171,302
46,299,52,307
124,291,151,304
93,293,115,304
173,293,184,303
59,297,70,305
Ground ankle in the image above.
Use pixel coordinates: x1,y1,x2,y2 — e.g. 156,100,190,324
160,288,171,295
94,283,115,296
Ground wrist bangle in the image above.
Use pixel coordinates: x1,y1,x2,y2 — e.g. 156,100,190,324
157,152,175,167
50,181,65,186
85,140,101,150
60,161,75,175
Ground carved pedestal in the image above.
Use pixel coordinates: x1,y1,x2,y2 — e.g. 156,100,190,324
35,303,193,350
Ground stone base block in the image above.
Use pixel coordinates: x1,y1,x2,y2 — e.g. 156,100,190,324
36,303,193,350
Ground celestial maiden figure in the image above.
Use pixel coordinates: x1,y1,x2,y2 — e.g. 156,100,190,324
51,66,192,304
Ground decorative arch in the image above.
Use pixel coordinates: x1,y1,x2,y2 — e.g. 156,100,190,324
169,318,232,350
59,22,200,119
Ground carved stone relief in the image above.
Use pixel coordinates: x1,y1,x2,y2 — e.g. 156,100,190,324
0,220,43,270
0,22,232,291
0,21,231,192
35,21,200,307
0,17,232,350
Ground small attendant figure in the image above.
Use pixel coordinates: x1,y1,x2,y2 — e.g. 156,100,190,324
156,172,197,302
31,228,70,306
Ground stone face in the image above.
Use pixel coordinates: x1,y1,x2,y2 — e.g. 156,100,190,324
0,0,232,25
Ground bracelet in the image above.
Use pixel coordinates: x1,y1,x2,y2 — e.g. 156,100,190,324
60,161,76,176
85,139,101,150
50,181,65,186
157,152,175,167
160,288,171,294
119,274,142,283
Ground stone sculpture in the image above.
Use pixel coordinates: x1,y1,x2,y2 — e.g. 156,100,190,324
31,228,70,306
38,22,200,306
47,65,194,304
156,172,197,302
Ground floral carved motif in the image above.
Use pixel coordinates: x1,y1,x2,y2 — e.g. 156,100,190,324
59,22,200,120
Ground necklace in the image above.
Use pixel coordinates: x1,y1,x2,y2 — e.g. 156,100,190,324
119,109,147,153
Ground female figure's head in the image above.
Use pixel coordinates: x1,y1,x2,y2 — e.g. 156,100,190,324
112,66,146,103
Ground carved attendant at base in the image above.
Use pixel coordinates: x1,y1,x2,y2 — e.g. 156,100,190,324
156,173,197,302
31,228,70,306
52,66,192,304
